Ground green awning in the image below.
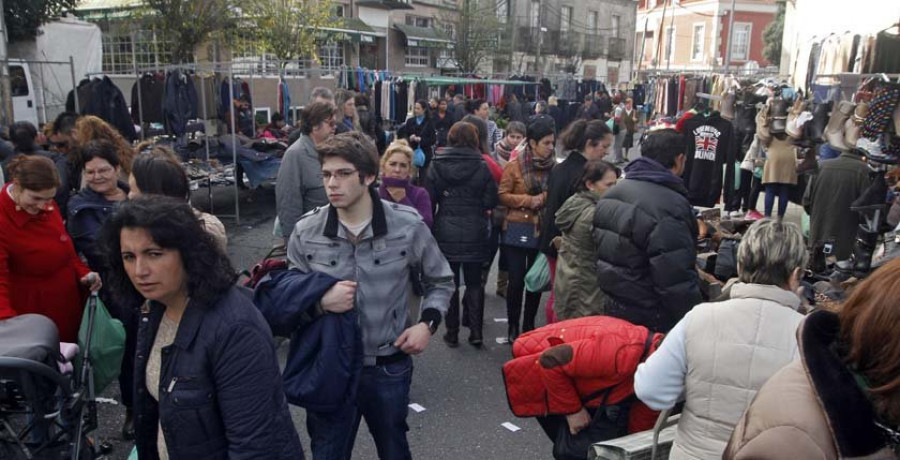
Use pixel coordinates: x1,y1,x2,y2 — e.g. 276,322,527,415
394,23,453,49
319,17,380,43
408,76,541,86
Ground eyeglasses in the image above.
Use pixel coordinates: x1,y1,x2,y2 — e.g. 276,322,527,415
322,169,359,182
84,166,115,177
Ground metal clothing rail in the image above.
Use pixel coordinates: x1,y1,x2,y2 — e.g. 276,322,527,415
2,56,78,124
405,75,543,86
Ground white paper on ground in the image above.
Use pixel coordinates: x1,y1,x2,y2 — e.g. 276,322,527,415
493,318,508,323
501,422,521,432
495,337,509,344
408,403,426,413
96,397,119,405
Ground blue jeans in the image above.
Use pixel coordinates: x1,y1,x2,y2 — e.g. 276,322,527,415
764,183,791,218
307,356,413,460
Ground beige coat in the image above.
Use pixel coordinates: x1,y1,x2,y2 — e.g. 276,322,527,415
196,209,227,251
725,311,897,460
498,158,550,230
761,136,798,185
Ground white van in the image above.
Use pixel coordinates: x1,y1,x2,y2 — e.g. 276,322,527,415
7,61,39,126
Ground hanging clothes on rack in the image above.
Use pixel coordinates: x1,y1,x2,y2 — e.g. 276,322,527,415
163,69,199,137
680,111,737,208
82,76,137,141
131,72,165,125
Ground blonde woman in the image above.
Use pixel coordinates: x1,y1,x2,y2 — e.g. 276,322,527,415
378,139,433,228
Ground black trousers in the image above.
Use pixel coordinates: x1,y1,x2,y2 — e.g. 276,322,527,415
504,245,542,331
729,168,754,212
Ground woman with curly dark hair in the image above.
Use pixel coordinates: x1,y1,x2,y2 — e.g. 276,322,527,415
98,197,303,459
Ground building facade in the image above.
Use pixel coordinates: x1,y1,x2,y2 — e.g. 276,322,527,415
634,0,776,72
499,0,638,84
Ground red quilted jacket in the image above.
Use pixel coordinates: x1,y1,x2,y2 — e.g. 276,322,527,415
502,316,663,432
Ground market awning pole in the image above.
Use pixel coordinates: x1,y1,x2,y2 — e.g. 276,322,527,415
723,0,737,74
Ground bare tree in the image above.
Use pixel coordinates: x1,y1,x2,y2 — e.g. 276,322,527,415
441,0,507,74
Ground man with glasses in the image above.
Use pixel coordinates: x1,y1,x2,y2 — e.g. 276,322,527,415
288,132,454,460
276,101,338,239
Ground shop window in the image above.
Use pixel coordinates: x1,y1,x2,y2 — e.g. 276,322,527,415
731,22,752,61
405,47,430,67
100,28,174,75
560,6,572,33
319,42,345,70
691,24,705,62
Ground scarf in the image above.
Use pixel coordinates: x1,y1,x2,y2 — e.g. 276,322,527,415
495,140,514,162
519,143,553,194
415,115,425,125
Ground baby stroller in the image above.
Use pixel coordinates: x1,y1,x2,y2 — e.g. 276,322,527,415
0,294,105,459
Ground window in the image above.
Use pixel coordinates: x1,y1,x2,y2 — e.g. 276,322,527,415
530,0,540,28
405,16,431,28
9,66,28,96
332,5,345,17
405,47,430,67
665,27,675,62
100,28,174,75
588,12,598,34
319,42,345,70
730,22,752,61
560,6,572,33
496,0,508,24
691,24,705,61
611,15,620,38
444,23,455,40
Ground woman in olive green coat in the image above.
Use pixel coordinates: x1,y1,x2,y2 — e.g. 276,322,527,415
553,160,620,320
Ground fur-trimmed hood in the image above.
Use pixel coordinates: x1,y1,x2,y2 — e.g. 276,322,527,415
724,310,898,459
799,310,898,458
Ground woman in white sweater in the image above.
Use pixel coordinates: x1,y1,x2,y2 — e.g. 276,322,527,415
634,219,808,459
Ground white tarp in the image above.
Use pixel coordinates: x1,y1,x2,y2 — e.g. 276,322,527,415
8,16,103,123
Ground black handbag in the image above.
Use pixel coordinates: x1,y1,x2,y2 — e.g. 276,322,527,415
552,397,632,460
502,221,539,249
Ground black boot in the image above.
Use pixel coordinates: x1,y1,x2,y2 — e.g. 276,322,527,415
507,297,521,344
507,323,520,344
443,290,460,348
522,294,540,333
851,229,880,278
465,288,485,347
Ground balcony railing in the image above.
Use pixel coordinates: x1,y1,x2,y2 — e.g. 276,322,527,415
607,37,626,61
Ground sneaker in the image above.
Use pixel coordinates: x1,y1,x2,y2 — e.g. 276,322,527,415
729,211,744,219
746,210,764,221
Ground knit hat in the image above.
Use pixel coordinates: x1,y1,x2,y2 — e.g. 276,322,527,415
526,116,555,142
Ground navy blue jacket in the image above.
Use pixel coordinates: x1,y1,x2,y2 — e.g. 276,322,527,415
254,269,364,414
67,183,128,271
133,287,303,460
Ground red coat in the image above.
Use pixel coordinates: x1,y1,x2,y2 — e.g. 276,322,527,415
503,316,663,433
0,183,90,341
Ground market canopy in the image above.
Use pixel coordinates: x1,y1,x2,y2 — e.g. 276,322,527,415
394,24,453,49
409,76,541,86
320,17,380,44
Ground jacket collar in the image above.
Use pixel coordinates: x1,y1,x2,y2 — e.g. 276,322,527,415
299,134,318,158
145,296,206,350
729,283,801,311
70,181,130,211
623,157,689,197
799,310,893,457
1,183,55,228
323,187,387,239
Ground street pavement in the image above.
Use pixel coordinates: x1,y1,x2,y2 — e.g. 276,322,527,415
94,184,555,460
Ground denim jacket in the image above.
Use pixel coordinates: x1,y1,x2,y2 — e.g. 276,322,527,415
287,187,454,365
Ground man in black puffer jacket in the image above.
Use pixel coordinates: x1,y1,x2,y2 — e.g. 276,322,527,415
592,129,702,332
